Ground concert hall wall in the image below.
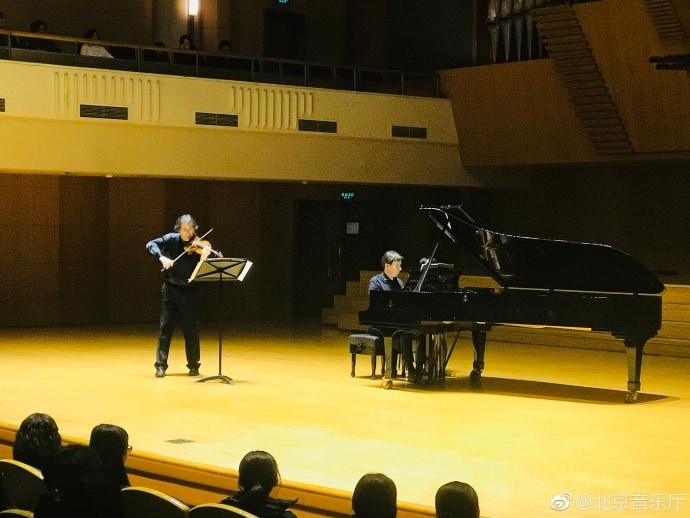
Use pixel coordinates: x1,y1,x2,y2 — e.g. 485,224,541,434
0,168,688,327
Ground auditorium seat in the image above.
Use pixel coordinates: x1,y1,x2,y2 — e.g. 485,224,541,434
122,486,190,518
0,510,33,517
189,503,259,518
0,459,45,511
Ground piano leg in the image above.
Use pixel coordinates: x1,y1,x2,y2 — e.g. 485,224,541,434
382,337,392,389
470,329,487,389
624,337,646,403
427,332,448,382
381,333,399,389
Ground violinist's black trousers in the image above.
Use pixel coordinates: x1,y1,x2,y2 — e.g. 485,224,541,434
154,281,201,371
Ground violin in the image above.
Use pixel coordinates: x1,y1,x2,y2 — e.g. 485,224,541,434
185,238,223,258
160,228,223,271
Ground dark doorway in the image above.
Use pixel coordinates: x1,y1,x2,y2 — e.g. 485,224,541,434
263,9,306,60
293,200,382,317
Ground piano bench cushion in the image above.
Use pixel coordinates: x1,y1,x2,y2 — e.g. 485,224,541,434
349,333,384,355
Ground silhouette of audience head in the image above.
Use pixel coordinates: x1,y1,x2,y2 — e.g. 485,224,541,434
179,34,195,50
142,41,170,63
219,39,232,53
225,450,299,517
435,481,480,518
237,450,280,494
35,444,123,518
29,19,48,33
84,28,100,40
89,423,131,487
24,19,61,52
352,472,397,518
13,412,62,471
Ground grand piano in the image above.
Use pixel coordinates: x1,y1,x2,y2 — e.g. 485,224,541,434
359,205,665,402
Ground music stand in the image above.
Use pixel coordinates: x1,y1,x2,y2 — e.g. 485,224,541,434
188,257,253,384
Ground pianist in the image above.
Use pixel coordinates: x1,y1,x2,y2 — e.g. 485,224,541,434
368,251,421,382
368,250,404,291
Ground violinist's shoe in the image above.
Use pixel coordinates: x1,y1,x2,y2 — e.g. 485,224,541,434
155,367,165,378
189,367,199,376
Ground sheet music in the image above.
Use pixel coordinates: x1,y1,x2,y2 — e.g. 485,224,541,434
188,258,253,283
187,258,206,283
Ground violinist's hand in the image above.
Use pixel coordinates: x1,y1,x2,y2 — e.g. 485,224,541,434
200,246,212,261
160,256,174,270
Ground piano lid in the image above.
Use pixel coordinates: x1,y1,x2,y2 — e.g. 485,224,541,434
422,205,665,295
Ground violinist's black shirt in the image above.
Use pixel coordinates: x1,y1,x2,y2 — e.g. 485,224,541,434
146,232,201,285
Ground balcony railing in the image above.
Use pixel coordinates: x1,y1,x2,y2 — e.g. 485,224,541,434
0,30,440,98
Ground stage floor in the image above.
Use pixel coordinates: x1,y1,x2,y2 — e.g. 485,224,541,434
1,320,689,517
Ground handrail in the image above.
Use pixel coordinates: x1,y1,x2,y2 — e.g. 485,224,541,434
0,29,441,98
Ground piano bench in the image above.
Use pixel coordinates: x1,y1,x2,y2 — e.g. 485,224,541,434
349,333,384,379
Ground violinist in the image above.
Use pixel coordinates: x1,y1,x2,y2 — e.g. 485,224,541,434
145,214,213,378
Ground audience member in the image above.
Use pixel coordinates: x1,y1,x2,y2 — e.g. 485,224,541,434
21,19,61,52
221,450,297,518
208,39,251,71
1,411,60,511
13,412,62,472
0,11,20,48
80,28,113,58
435,481,480,518
89,423,131,488
218,39,232,54
207,39,232,67
174,34,197,66
352,472,397,518
143,41,171,63
34,444,124,518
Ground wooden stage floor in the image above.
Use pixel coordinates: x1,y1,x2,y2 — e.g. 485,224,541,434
1,320,689,518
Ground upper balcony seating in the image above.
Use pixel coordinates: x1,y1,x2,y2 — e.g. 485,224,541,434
0,30,439,98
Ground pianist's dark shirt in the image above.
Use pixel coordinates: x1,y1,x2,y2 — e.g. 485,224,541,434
368,272,404,292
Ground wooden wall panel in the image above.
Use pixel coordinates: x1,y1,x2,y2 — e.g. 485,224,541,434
59,176,109,324
439,61,596,166
207,181,265,320
0,175,61,326
258,182,296,318
109,178,167,323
